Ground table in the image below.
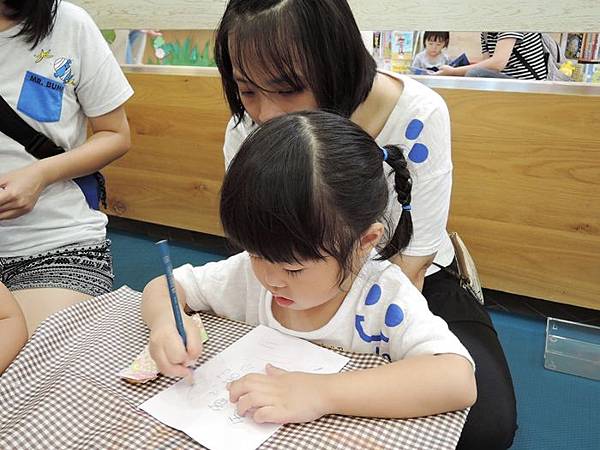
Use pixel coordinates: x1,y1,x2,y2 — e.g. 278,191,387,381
0,286,468,449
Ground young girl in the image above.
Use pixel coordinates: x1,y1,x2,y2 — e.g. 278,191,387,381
215,1,516,448
412,31,452,70
0,282,28,374
143,111,476,423
0,0,132,334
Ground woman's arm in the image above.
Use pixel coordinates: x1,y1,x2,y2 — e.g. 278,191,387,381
0,106,131,219
228,353,476,423
0,283,28,374
35,105,131,183
390,253,435,291
438,38,516,76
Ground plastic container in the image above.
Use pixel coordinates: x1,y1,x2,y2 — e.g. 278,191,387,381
544,317,600,381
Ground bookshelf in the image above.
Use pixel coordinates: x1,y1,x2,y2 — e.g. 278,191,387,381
560,33,600,82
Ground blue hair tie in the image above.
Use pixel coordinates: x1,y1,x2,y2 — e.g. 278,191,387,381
379,145,388,162
402,204,411,211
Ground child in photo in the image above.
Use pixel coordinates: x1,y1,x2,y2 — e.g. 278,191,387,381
413,31,451,70
142,111,476,424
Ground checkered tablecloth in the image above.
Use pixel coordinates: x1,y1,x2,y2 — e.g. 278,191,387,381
0,286,468,449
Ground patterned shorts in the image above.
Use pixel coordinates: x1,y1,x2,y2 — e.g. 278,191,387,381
1,240,113,297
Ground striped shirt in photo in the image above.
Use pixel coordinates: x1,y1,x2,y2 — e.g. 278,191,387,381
481,32,548,80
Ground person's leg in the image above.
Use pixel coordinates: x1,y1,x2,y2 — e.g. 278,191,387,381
423,267,517,450
13,288,91,336
465,67,514,79
0,282,28,372
3,240,113,336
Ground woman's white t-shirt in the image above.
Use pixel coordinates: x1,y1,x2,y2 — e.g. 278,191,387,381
0,1,133,257
223,72,454,275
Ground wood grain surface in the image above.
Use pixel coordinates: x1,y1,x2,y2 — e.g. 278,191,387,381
105,72,600,309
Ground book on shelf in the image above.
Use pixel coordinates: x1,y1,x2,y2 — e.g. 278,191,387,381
578,32,600,63
564,33,583,60
369,31,417,74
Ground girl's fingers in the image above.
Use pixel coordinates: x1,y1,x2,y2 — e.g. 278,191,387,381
236,391,273,416
184,323,203,362
252,406,286,424
163,331,189,366
227,373,265,402
154,346,192,378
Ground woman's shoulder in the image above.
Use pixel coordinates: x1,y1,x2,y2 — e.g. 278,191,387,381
398,74,447,113
55,2,95,25
52,1,106,42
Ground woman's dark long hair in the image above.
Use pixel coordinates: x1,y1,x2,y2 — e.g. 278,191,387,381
2,0,59,48
215,0,377,124
220,110,412,283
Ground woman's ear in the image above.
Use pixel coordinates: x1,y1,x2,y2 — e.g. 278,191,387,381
359,222,385,252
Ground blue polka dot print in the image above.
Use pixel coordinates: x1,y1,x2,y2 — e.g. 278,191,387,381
405,119,429,163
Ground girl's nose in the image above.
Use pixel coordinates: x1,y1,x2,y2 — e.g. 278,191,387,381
264,266,287,289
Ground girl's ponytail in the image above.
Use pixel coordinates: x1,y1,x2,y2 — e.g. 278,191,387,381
378,144,413,260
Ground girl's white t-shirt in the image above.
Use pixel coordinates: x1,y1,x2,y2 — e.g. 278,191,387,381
0,1,133,257
174,251,473,367
222,72,454,275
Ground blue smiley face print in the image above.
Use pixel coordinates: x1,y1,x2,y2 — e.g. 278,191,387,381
354,283,405,344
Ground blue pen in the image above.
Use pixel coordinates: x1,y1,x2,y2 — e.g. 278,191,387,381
156,240,187,348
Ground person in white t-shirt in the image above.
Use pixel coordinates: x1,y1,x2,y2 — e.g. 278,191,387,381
213,1,516,448
142,111,476,423
0,0,133,335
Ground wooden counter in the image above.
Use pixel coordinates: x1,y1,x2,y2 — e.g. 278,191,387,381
103,70,600,310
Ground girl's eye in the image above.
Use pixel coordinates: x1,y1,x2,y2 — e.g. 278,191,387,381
277,88,303,97
285,268,304,277
240,90,255,97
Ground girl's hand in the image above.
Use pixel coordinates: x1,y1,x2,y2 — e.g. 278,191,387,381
148,314,203,380
437,65,457,76
0,164,48,220
227,364,329,424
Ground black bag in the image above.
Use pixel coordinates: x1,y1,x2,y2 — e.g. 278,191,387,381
0,94,106,210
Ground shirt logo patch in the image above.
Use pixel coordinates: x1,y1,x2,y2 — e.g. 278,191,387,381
53,57,76,85
17,71,64,123
34,49,53,63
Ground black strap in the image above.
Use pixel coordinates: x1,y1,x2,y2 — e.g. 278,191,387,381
0,93,106,209
0,94,65,159
512,47,543,80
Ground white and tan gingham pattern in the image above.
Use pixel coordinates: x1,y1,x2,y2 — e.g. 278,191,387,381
0,286,468,450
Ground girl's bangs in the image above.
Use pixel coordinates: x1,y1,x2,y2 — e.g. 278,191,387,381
228,205,327,266
229,13,309,93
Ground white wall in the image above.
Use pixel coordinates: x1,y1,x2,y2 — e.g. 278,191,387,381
71,0,600,32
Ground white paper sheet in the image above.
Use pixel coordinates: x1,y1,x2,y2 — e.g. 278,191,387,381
140,325,350,450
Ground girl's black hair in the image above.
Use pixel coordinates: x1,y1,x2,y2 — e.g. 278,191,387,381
220,110,412,284
2,0,59,48
423,31,450,48
215,0,377,124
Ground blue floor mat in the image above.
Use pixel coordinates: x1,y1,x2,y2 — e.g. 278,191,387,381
109,229,599,450
490,311,599,450
109,229,225,292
